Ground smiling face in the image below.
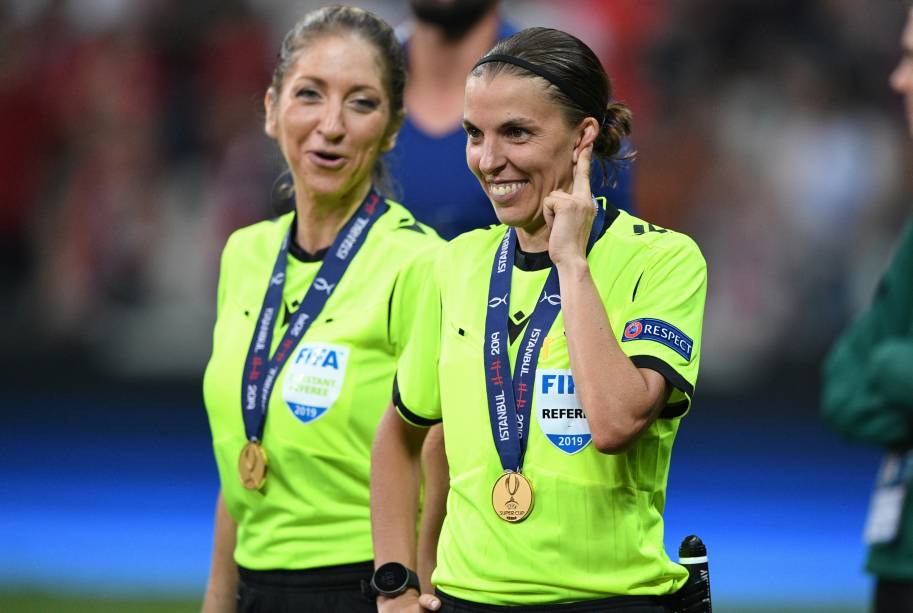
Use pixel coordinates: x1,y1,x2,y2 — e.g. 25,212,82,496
891,8,913,138
265,34,396,205
463,72,583,233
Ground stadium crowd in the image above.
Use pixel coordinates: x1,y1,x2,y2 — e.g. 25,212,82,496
1,0,911,394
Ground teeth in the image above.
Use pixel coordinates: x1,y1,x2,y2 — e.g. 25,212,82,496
490,182,526,196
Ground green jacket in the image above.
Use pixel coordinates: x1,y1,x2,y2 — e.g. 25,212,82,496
822,221,913,580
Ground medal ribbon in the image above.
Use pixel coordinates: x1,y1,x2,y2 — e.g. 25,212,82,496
483,203,607,472
240,190,389,442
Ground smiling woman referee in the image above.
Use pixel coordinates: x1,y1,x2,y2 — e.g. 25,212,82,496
371,28,707,612
200,6,440,612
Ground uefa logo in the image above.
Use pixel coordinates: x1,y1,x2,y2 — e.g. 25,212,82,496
624,320,643,339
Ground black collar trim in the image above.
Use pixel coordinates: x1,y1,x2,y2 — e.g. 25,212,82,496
514,248,551,272
288,216,329,262
512,202,619,272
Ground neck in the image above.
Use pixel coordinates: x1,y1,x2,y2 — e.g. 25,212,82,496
514,218,549,253
408,10,499,88
293,182,371,254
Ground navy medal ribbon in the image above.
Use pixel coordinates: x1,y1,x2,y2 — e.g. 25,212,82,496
240,190,389,443
483,203,607,472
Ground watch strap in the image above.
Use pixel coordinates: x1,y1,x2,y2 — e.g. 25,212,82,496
364,562,421,598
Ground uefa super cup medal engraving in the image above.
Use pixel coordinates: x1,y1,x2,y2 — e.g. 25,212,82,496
239,441,269,490
492,471,533,522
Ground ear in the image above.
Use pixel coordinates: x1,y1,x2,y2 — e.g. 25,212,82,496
572,116,600,164
380,110,404,153
264,87,278,139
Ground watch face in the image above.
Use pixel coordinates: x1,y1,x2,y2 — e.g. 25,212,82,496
375,562,408,592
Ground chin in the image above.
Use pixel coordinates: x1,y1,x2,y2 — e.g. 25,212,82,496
490,206,529,230
303,175,355,200
490,197,538,229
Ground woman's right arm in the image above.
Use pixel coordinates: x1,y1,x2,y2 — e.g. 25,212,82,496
417,424,448,594
371,405,440,612
201,490,239,613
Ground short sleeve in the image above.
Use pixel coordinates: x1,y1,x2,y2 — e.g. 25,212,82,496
618,238,707,417
389,243,440,356
214,232,239,318
393,251,443,427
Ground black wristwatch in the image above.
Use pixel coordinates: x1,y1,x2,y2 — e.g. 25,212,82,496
364,562,421,598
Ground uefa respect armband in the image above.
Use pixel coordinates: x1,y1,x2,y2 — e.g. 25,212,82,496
621,318,694,361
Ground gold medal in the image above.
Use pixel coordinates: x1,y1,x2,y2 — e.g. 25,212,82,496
238,441,268,490
491,471,533,522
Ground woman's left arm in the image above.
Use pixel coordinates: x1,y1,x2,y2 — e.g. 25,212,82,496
546,145,670,454
557,259,669,453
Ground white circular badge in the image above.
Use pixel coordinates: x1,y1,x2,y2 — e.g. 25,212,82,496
282,343,349,424
535,369,591,454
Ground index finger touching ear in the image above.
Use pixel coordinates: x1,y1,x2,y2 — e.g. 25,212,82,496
573,144,593,197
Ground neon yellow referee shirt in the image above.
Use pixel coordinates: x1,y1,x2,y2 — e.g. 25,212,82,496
395,203,707,605
204,201,440,570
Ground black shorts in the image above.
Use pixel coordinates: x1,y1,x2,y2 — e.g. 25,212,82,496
237,560,375,613
875,578,913,613
435,589,675,613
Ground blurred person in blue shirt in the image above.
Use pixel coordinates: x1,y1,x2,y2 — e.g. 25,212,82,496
388,0,634,240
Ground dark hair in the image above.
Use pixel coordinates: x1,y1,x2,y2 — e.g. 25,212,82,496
471,27,634,184
269,5,406,199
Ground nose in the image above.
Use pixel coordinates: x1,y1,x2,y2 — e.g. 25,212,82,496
477,137,506,177
317,99,345,141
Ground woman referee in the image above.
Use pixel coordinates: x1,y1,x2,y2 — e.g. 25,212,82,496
201,7,440,612
371,28,707,612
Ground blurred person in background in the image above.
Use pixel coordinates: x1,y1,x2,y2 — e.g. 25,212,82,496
372,27,706,613
201,6,440,612
821,6,913,612
31,22,167,345
391,0,634,240
643,0,911,392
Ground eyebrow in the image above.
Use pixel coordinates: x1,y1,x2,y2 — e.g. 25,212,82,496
290,75,381,94
500,117,538,129
462,116,539,131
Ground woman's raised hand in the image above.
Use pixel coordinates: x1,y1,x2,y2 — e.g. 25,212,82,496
543,145,596,267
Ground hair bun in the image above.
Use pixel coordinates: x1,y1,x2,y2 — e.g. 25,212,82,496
595,102,633,160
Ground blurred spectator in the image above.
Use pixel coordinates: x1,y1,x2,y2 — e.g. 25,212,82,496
1,0,911,395
33,24,165,339
0,3,71,320
821,8,913,610
643,0,911,390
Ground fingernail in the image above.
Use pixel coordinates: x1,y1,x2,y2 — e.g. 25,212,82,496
430,598,441,610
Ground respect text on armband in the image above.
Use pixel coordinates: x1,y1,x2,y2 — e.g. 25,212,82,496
621,318,693,361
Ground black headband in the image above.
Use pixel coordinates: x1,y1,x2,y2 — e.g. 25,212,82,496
473,53,605,124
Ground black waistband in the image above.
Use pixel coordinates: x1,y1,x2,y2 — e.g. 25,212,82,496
436,589,673,612
238,560,374,592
